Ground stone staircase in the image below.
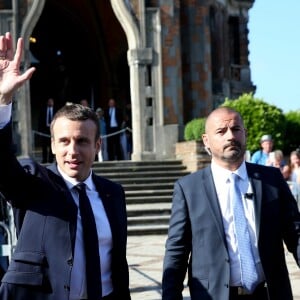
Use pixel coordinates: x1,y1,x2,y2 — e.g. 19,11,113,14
92,160,190,235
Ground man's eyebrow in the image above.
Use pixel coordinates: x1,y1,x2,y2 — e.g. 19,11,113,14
57,136,68,141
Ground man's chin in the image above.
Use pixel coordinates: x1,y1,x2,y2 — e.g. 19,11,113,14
64,167,80,178
224,150,244,162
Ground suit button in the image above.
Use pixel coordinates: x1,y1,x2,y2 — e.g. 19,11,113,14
64,285,70,291
67,258,73,266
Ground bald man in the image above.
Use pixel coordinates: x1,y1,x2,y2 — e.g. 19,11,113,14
162,107,300,300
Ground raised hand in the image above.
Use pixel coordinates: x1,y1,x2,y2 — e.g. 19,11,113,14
0,32,36,105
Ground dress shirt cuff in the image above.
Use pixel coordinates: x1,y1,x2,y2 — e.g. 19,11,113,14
0,102,12,129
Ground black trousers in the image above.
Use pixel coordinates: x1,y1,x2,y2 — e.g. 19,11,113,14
107,127,122,160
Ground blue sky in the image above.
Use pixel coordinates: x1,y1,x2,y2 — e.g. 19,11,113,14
248,1,300,112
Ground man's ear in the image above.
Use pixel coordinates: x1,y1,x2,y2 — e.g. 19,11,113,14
204,146,212,156
95,138,101,153
202,133,208,147
202,134,212,156
51,138,56,155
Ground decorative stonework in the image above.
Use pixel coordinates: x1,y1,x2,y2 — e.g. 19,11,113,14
175,140,211,173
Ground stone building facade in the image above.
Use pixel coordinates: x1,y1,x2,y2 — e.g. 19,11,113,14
0,0,255,161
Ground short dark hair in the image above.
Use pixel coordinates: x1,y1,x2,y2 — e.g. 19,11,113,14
50,104,100,141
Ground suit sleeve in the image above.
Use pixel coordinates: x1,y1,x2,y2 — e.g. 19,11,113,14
278,169,300,266
0,122,31,206
162,180,192,300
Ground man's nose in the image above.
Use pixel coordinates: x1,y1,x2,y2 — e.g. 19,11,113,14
225,128,235,139
68,142,79,154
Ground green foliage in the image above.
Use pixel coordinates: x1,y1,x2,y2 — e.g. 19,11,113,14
183,93,300,155
184,117,206,141
283,110,300,154
221,93,286,153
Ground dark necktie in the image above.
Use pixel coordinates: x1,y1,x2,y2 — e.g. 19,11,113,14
229,173,258,293
74,183,102,299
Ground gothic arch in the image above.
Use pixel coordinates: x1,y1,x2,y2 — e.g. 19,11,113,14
110,0,155,160
110,0,141,49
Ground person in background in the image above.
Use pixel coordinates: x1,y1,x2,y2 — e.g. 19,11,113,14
104,98,123,160
289,150,300,184
251,134,274,165
120,104,132,160
96,107,108,161
162,106,300,300
0,32,130,300
80,98,89,107
287,150,300,207
124,103,132,160
38,97,56,163
266,149,290,180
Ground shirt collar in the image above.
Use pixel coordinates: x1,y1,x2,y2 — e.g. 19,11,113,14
211,160,247,182
57,165,94,191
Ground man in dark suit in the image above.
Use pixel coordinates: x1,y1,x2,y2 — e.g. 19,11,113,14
162,106,300,300
0,32,130,300
38,97,56,163
104,98,124,160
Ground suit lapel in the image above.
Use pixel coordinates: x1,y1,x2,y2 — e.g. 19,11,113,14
246,163,263,240
46,163,78,252
202,167,227,245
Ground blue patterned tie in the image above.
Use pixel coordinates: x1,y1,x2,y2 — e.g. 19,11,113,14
230,173,258,293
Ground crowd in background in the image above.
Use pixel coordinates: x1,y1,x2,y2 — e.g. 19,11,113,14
249,134,300,205
38,97,133,163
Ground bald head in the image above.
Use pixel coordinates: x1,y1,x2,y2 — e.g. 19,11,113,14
205,107,244,133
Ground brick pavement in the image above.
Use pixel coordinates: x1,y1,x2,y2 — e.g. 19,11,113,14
127,235,300,300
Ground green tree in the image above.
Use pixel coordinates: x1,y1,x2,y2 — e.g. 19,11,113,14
221,93,286,153
283,110,300,154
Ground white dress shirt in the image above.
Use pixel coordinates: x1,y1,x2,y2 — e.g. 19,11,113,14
0,102,12,129
109,107,118,127
211,160,265,286
58,168,113,299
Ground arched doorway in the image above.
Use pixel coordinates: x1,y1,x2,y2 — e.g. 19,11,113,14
29,0,130,134
20,0,172,161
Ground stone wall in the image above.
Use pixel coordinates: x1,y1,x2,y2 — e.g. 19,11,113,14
175,140,211,173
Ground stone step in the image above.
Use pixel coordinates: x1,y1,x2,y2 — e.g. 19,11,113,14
125,189,173,197
122,183,174,191
128,215,170,226
126,195,172,204
92,160,184,167
93,170,189,179
92,160,187,235
126,203,171,217
127,224,169,235
97,176,183,184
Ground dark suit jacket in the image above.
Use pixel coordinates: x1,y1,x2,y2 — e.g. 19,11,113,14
162,162,300,300
0,122,131,300
104,107,123,131
38,105,57,134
